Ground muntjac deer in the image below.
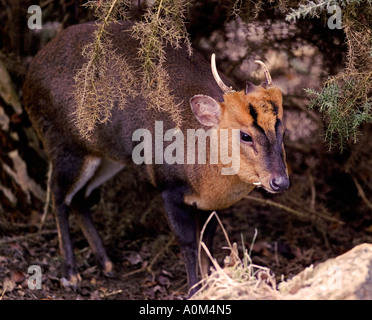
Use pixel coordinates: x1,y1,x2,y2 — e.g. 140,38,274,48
23,21,289,295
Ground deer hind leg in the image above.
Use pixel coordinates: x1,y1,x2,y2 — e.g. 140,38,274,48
51,153,101,286
52,154,124,285
73,159,124,275
71,190,114,275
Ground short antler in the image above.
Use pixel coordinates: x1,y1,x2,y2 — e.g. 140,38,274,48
211,54,235,94
254,60,273,87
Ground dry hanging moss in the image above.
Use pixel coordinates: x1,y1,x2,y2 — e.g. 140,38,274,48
72,0,192,139
73,38,138,139
130,0,192,128
72,0,135,139
131,0,192,86
131,0,192,128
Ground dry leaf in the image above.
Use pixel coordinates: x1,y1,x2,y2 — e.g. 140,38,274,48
11,270,25,284
3,277,16,292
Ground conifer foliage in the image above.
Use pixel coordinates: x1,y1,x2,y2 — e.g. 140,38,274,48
287,0,372,151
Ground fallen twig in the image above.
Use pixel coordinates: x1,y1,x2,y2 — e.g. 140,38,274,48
244,195,344,225
352,176,372,211
0,229,57,246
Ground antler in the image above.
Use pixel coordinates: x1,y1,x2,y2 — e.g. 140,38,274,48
211,54,235,94
254,60,273,87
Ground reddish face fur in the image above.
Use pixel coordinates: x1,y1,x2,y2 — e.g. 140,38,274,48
219,87,288,193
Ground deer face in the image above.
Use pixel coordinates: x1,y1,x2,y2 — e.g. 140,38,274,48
226,87,288,192
189,55,289,193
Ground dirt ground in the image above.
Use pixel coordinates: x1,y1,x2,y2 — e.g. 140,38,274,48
1,141,372,300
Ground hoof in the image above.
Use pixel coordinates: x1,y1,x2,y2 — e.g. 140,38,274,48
60,273,82,289
102,261,115,278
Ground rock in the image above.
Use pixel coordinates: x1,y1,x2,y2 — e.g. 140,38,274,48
279,243,372,300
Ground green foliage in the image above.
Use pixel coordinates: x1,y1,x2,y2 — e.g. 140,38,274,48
285,0,331,22
306,80,372,152
287,0,372,152
285,0,372,22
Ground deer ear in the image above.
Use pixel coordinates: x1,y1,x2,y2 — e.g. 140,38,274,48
190,95,221,127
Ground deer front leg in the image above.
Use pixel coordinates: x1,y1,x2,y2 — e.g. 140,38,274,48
162,188,199,295
161,188,217,296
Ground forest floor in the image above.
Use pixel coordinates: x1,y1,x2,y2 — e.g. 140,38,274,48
1,158,372,300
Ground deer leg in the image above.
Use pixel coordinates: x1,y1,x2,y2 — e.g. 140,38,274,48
71,190,113,276
73,159,124,274
162,187,219,296
162,187,207,296
51,153,101,286
53,199,81,286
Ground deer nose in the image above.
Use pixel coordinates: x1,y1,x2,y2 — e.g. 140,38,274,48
269,176,290,192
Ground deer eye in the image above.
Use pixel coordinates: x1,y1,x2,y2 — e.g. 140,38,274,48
240,131,253,143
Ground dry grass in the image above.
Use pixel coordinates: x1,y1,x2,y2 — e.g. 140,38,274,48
190,212,281,300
